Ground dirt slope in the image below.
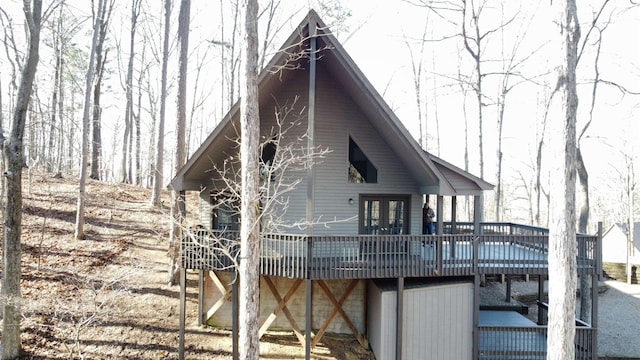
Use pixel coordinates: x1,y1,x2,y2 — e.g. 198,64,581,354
12,175,370,359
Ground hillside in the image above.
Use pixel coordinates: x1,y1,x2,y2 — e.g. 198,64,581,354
14,175,369,359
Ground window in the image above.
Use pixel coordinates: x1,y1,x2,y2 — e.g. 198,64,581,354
260,138,277,180
348,136,377,183
211,195,238,230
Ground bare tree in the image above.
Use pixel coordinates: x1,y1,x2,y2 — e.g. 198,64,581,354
239,0,260,358
151,0,172,206
168,0,191,285
120,0,142,184
404,19,429,150
90,1,114,180
546,0,580,358
76,0,106,240
47,6,63,174
1,0,43,357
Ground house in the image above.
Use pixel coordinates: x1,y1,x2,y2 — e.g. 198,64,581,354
170,10,602,360
602,222,639,282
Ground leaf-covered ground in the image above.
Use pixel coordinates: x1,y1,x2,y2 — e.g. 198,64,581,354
14,175,372,359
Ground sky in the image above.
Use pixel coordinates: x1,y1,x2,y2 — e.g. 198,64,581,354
1,0,638,225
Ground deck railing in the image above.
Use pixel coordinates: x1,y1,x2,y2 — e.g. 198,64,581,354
443,222,551,236
181,225,600,279
478,325,596,360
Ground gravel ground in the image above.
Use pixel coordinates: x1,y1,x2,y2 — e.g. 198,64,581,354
480,278,640,359
597,279,640,358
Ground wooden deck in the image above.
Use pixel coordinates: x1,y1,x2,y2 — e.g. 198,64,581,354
180,223,601,280
478,310,596,360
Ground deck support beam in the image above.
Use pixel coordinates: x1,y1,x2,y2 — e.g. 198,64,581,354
305,14,317,360
592,222,602,360
396,277,404,360
178,268,186,360
232,276,239,360
473,274,480,360
451,196,457,234
473,195,482,233
305,279,312,360
537,275,545,325
436,195,444,235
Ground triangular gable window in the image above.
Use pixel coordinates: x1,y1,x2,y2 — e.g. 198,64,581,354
348,136,377,183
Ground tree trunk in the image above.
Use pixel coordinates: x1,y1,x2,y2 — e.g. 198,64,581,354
48,23,60,174
547,0,580,359
151,0,171,206
168,0,190,285
121,0,140,184
90,5,111,180
239,0,260,358
75,0,105,240
2,1,42,358
134,61,142,185
55,14,65,175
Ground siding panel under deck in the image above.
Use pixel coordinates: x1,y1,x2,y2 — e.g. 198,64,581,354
368,280,474,360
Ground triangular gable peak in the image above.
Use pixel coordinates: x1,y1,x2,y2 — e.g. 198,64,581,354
170,10,489,196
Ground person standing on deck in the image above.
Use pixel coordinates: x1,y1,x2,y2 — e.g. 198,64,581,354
423,202,435,235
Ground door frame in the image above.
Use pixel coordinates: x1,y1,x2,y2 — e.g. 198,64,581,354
358,194,411,235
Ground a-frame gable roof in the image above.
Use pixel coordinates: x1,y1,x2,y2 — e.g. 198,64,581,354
170,10,491,196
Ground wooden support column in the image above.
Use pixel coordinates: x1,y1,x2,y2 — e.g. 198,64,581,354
451,196,457,258
197,270,204,324
232,276,239,360
305,279,312,360
451,196,458,234
537,275,545,325
178,268,186,360
473,274,480,360
396,277,404,360
436,195,444,235
473,194,482,234
305,14,318,360
592,222,602,360
474,195,483,284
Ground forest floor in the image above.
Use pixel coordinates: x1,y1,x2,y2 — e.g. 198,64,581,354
13,175,373,359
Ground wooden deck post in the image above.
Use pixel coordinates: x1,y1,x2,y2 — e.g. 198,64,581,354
232,276,239,360
197,270,204,324
592,222,602,360
305,14,317,360
473,195,482,234
305,279,312,360
396,277,404,360
436,195,444,235
473,274,480,360
178,268,186,360
537,275,545,325
451,196,457,234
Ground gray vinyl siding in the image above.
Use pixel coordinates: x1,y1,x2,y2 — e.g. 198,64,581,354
368,280,474,360
199,62,425,235
259,69,310,233
312,63,422,235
